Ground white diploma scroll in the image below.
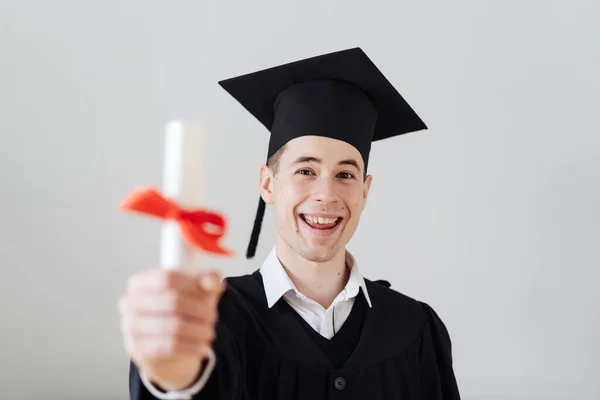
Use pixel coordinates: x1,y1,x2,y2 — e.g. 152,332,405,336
160,120,205,272
144,120,217,397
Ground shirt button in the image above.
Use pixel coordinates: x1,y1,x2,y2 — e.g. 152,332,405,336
334,377,346,390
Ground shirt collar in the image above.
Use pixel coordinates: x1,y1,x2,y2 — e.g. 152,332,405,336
259,245,373,309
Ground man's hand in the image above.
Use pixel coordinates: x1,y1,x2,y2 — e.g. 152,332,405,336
118,268,225,391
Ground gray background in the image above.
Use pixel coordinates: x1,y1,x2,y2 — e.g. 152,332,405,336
1,1,598,399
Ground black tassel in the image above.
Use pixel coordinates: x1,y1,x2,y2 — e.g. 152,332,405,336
246,197,266,259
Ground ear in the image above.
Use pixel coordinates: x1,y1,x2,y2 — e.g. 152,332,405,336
361,174,373,209
259,165,275,205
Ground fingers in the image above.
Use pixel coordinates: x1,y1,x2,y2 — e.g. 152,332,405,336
124,331,212,359
122,313,216,341
120,291,219,323
126,268,224,296
126,268,203,295
119,267,226,370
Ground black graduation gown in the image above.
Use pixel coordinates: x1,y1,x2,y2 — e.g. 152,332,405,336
130,271,461,399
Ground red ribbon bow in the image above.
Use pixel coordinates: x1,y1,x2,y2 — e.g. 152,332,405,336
120,186,233,256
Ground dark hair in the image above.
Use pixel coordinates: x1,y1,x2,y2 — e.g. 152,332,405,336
266,144,287,175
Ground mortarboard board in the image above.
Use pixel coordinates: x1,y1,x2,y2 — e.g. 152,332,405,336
218,47,427,259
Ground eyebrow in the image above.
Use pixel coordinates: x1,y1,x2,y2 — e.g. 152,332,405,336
292,156,362,172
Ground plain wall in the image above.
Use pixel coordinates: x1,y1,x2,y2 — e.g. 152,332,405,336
1,1,598,399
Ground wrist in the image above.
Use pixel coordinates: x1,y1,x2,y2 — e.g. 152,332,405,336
149,358,204,392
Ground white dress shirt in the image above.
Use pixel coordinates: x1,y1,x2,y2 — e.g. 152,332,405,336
140,245,372,399
260,246,372,339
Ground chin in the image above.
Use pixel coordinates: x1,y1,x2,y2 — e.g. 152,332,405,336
298,243,342,263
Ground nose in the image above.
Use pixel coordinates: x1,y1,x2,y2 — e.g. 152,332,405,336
311,177,339,204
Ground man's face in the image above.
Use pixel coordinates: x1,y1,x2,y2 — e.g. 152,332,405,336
260,136,373,262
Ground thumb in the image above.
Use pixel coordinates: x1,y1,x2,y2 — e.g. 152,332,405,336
197,271,225,294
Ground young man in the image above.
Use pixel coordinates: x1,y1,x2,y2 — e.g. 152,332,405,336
120,48,461,399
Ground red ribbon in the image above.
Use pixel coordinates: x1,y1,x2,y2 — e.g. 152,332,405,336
120,186,233,256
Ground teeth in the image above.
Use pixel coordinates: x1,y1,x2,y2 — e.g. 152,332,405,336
304,215,338,224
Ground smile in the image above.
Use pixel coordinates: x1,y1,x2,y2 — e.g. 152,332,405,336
299,214,343,235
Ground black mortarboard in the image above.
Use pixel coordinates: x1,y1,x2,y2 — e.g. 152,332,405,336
218,47,427,259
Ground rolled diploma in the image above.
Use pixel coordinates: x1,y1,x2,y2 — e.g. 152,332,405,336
156,120,217,393
160,120,205,272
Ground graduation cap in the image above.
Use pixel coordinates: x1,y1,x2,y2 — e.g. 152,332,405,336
218,47,427,259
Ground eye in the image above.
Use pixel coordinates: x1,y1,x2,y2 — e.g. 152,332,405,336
297,169,314,176
338,172,355,180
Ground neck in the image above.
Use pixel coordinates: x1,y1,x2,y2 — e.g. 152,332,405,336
275,237,349,309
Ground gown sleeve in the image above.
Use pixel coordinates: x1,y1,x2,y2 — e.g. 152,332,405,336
418,302,461,400
128,318,248,399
